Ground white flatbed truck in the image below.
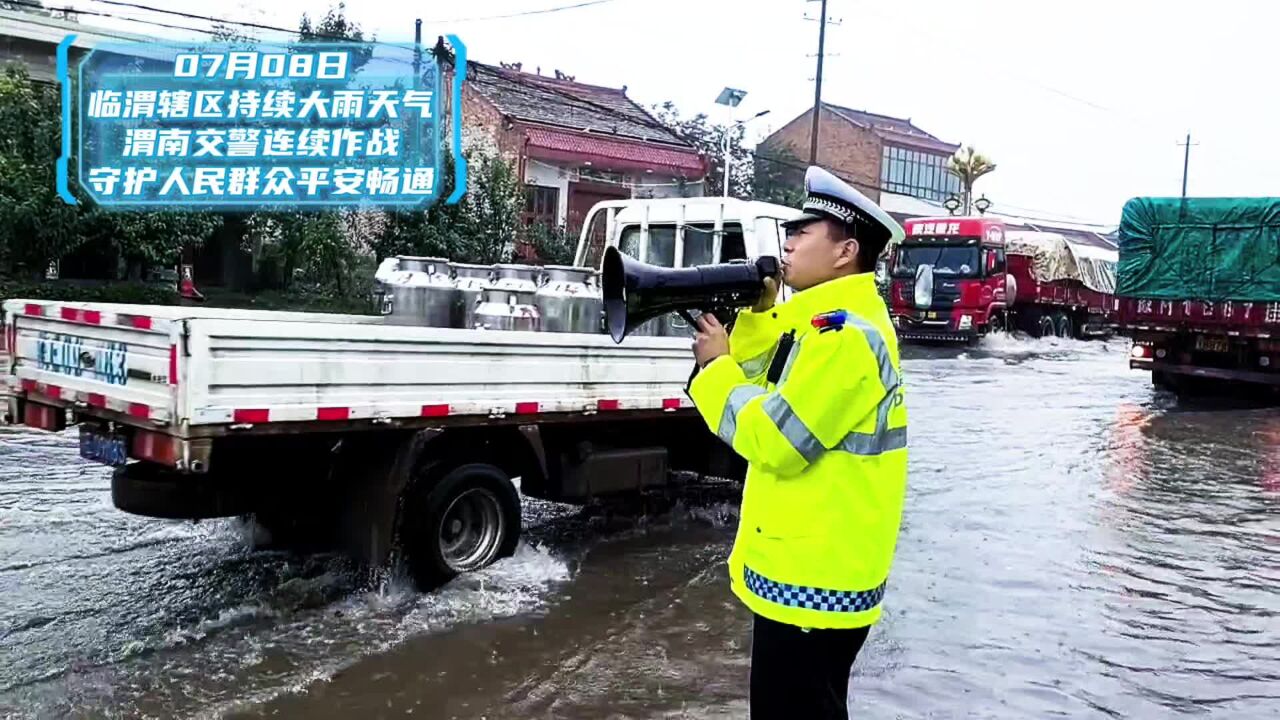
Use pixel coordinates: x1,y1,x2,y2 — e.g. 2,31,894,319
1,197,801,588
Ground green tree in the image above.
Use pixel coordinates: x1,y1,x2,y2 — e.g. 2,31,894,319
0,65,83,276
233,2,377,297
651,101,740,198
752,142,807,208
376,146,527,265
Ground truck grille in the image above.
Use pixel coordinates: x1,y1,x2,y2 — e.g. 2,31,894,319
901,279,961,310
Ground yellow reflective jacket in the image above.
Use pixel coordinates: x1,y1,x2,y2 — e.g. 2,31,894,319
689,271,908,630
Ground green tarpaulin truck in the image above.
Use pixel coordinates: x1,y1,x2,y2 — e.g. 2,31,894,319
1117,197,1280,395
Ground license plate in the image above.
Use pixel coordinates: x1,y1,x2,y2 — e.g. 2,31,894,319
1195,335,1229,353
79,425,129,466
35,332,129,385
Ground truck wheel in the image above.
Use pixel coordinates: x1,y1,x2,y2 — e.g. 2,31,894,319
988,311,1008,335
1054,313,1073,339
400,462,521,591
1035,314,1055,338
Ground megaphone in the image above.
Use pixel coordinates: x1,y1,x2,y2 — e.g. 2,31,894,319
602,245,781,343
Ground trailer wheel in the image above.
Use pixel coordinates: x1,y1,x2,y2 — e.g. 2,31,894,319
401,462,521,591
1035,314,1055,338
1054,313,1074,339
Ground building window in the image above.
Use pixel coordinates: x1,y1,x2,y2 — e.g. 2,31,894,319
880,146,959,203
524,185,559,226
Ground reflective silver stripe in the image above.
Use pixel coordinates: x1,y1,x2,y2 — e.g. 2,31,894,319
739,349,773,379
843,314,899,393
838,425,907,455
837,313,907,457
838,313,905,455
762,393,825,463
723,312,907,460
718,385,766,445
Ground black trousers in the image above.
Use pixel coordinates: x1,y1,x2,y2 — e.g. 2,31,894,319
749,613,871,719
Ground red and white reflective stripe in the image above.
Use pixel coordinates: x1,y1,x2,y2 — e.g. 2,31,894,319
59,307,102,324
125,315,153,330
208,396,690,425
127,403,150,419
23,303,42,316
169,345,179,386
234,408,270,424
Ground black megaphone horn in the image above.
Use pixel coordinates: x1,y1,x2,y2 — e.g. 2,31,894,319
601,245,781,343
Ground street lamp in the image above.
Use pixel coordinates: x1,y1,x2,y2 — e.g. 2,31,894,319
973,195,992,215
721,109,771,197
715,87,747,197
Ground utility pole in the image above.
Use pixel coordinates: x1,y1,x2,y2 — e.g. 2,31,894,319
808,0,828,165
414,19,423,153
1178,132,1197,198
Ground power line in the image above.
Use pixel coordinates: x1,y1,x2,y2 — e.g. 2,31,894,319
7,0,229,37
82,0,369,42
423,0,625,23
8,0,423,68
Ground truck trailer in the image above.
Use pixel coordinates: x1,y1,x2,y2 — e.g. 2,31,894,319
1,197,806,589
887,216,1118,343
1116,197,1280,396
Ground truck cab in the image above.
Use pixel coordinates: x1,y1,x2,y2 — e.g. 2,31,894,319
572,196,802,335
887,217,1009,342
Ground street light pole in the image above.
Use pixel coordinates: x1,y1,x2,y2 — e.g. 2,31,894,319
722,109,770,198
723,114,732,197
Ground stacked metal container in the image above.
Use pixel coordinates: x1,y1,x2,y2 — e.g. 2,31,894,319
451,263,494,330
379,256,455,328
377,256,609,336
474,264,542,332
535,265,604,335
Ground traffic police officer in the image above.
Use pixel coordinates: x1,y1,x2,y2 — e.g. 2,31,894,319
689,166,909,719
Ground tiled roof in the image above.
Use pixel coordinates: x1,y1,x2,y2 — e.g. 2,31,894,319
467,62,690,148
525,127,704,173
826,103,960,154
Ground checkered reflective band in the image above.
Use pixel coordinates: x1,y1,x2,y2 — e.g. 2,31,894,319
744,566,886,613
804,193,871,227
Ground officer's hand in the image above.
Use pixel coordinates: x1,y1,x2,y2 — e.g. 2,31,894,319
693,313,730,368
752,276,779,313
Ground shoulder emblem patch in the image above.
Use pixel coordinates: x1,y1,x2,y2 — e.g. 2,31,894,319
811,309,848,333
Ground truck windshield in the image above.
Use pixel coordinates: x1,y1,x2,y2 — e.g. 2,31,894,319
892,245,981,278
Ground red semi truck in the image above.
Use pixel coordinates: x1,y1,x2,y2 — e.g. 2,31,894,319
887,216,1119,343
1116,197,1280,395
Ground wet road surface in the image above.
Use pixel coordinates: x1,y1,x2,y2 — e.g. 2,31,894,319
1,335,1277,719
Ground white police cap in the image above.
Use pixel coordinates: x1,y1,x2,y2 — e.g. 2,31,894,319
782,166,905,247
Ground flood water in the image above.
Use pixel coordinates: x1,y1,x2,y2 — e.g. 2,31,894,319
1,335,1277,719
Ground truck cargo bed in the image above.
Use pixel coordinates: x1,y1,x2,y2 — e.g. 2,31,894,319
4,300,696,438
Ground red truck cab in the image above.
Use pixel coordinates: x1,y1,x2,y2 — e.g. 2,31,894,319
888,217,1009,342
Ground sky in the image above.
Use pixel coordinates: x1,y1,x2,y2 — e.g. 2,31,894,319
44,0,1280,227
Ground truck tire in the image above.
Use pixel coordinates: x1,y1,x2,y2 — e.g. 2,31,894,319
1054,313,1074,339
400,462,521,591
1035,314,1055,338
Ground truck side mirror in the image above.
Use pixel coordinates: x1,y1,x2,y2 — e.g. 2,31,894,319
986,251,998,273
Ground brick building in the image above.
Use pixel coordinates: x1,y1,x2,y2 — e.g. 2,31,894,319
755,102,961,208
448,60,707,236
